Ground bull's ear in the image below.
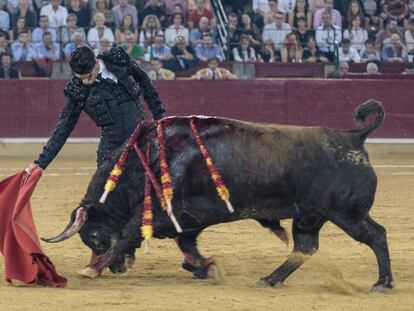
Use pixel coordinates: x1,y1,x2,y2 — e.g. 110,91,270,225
41,207,88,243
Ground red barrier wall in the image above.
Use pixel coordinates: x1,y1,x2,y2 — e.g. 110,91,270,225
0,79,413,138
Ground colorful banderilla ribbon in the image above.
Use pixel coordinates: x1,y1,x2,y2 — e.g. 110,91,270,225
141,144,153,253
189,118,234,213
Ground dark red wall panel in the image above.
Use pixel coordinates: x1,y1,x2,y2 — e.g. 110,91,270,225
0,79,413,138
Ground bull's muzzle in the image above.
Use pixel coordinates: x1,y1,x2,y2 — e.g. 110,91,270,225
41,207,88,243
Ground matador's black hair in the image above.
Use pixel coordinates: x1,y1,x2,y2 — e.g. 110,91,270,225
69,46,96,74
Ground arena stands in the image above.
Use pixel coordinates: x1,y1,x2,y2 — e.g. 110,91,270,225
0,0,414,79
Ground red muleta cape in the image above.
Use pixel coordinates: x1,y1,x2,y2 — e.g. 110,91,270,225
0,168,67,287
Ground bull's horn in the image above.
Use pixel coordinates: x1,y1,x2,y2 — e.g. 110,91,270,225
41,207,88,243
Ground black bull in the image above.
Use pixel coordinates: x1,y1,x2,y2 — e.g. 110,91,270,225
44,100,393,291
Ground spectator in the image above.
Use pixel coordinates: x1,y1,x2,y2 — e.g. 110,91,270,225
167,3,187,25
32,15,56,43
0,53,20,79
163,35,198,71
40,0,68,28
160,0,188,17
345,0,366,29
366,13,381,39
10,16,31,42
68,0,91,28
404,17,414,53
8,0,34,14
258,39,278,62
315,11,342,61
112,0,138,28
144,33,172,61
60,14,85,46
366,61,380,74
265,0,286,25
87,12,115,48
382,33,408,62
360,39,381,61
188,0,215,29
381,0,409,26
35,31,60,60
190,16,216,46
279,0,297,12
0,31,11,55
11,30,37,61
191,57,238,80
120,29,145,59
375,17,404,52
308,0,324,12
288,0,312,29
143,0,166,26
115,14,138,44
343,15,368,53
281,32,302,62
0,1,10,33
98,37,112,53
313,0,342,29
64,31,85,60
402,61,414,73
239,13,262,52
93,0,116,29
338,38,361,63
139,15,163,49
12,0,37,29
339,61,350,77
362,0,380,17
262,12,292,51
195,32,222,61
227,13,241,51
295,16,314,48
232,34,257,61
165,13,189,47
302,36,329,62
252,0,271,29
147,57,175,80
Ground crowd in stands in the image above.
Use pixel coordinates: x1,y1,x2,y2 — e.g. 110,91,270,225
1,0,414,79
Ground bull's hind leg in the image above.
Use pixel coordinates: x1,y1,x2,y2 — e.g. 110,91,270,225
259,215,326,287
331,215,393,292
175,231,214,279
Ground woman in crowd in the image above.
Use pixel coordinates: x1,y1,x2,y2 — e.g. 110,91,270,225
87,12,115,49
288,0,312,29
295,16,314,48
165,13,189,47
93,0,116,29
366,14,381,39
343,15,368,54
280,32,302,63
302,36,329,62
232,34,257,62
239,13,262,52
258,40,278,62
9,17,30,42
60,14,86,46
68,0,91,28
115,14,138,44
139,15,164,50
345,0,365,29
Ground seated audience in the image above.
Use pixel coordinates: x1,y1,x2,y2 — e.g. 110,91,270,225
161,0,188,17
93,0,116,29
145,34,172,61
143,0,166,26
232,34,257,62
112,0,138,27
339,61,350,77
40,0,68,28
360,39,381,62
191,57,238,80
0,2,10,33
252,0,271,29
258,40,278,62
190,16,216,46
68,0,90,27
366,14,381,39
31,15,56,43
0,31,11,55
381,0,409,26
87,12,115,49
339,38,361,63
188,0,215,29
366,61,380,74
264,0,284,26
345,0,365,29
405,17,414,53
281,32,302,63
60,14,86,46
12,30,37,61
195,32,222,62
10,16,31,42
382,33,408,62
35,31,60,61
165,13,189,47
139,15,163,50
164,35,197,71
363,0,380,17
313,0,342,29
402,61,414,74
239,13,262,52
0,53,20,79
295,16,314,48
98,37,112,53
315,11,342,61
120,30,145,59
147,57,175,80
343,15,368,54
64,31,85,60
288,0,313,29
375,18,404,52
262,12,292,51
12,0,37,29
302,36,329,62
115,14,138,44
227,13,241,51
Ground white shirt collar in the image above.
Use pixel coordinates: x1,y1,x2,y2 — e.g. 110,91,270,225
98,59,118,83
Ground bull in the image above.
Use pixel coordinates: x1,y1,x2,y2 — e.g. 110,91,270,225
43,99,393,292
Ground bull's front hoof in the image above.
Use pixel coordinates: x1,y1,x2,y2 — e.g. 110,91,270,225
370,277,394,293
181,260,209,279
77,266,102,278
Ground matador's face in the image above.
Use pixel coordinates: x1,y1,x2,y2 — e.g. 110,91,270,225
74,60,100,86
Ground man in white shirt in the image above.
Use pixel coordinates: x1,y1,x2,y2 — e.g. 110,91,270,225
338,38,361,63
40,0,68,28
262,11,292,50
315,11,342,61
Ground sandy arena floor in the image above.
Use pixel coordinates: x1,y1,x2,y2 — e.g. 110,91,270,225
0,154,413,311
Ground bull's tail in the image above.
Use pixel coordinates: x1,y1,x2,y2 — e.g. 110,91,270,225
352,99,385,142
